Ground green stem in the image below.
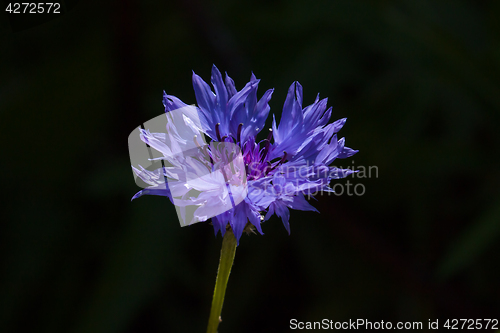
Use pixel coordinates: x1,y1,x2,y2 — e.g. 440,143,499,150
206,229,237,333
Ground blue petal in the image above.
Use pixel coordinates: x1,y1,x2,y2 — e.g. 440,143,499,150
241,88,274,143
210,65,229,126
329,167,356,179
230,204,247,244
225,72,237,98
265,203,275,221
192,71,219,126
287,194,319,213
212,215,226,237
245,83,258,120
274,201,291,234
228,80,260,136
214,211,232,237
337,146,359,159
163,91,188,112
277,81,303,138
332,118,347,133
246,203,264,235
131,186,172,201
303,97,328,131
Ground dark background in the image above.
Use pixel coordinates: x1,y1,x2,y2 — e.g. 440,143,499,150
1,0,500,332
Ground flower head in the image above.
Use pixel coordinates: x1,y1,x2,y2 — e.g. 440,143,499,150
132,65,358,244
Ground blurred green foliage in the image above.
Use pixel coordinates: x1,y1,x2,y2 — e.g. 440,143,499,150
1,0,499,332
